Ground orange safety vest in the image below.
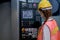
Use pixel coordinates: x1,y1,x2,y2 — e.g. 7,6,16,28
58,31,60,40
37,19,59,40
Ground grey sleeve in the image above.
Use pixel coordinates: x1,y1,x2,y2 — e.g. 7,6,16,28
43,25,50,40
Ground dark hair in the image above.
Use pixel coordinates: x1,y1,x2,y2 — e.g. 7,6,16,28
39,9,52,25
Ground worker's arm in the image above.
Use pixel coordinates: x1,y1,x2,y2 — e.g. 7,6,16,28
43,25,50,40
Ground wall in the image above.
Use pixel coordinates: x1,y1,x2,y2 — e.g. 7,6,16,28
53,16,60,30
0,2,11,40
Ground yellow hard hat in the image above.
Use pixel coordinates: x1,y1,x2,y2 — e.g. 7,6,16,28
38,0,52,9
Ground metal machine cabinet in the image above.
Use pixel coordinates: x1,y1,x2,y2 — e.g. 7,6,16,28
19,0,41,40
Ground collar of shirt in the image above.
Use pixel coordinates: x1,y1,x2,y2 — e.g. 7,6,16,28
42,17,53,24
48,17,53,21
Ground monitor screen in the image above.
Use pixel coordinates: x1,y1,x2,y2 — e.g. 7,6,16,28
28,0,40,3
22,3,27,8
20,0,26,2
22,10,33,19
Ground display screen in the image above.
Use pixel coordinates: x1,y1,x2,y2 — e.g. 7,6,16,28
22,10,33,19
33,0,40,3
28,0,40,3
22,3,27,8
28,0,33,3
20,0,26,2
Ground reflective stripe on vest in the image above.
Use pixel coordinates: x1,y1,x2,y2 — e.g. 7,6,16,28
37,19,59,40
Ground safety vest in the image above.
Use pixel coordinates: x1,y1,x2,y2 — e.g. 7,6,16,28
37,19,59,40
58,31,60,40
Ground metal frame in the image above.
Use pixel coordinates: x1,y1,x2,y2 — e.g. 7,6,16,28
11,0,19,40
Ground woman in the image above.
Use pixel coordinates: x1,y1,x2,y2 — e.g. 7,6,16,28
37,0,59,40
